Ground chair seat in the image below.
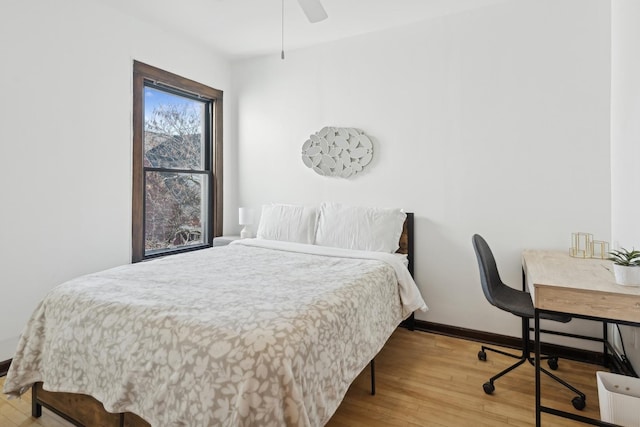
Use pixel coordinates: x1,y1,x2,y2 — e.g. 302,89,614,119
493,282,571,323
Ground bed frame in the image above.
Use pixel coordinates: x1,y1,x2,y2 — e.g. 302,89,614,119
31,212,415,427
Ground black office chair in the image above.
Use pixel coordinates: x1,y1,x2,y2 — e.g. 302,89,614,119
471,234,586,410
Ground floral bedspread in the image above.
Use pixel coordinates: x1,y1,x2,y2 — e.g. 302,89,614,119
4,241,425,426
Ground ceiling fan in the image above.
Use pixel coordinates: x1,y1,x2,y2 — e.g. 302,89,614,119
297,0,328,23
280,0,326,59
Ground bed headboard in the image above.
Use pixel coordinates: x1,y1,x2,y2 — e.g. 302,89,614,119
396,212,414,277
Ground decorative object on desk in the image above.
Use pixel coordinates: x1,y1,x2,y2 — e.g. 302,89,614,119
301,127,373,178
570,232,593,258
608,248,640,286
569,232,610,260
596,371,640,426
238,207,254,239
591,240,609,259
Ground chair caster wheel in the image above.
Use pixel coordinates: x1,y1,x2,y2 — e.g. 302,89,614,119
483,382,495,394
548,357,558,370
478,350,487,361
572,396,586,410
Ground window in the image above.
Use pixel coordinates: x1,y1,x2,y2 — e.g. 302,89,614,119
132,61,223,262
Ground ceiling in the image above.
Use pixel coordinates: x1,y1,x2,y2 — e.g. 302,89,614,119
95,0,507,60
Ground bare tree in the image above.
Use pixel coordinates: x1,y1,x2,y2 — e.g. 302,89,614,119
144,103,205,250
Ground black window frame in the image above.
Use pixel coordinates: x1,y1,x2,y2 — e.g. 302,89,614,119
132,61,223,263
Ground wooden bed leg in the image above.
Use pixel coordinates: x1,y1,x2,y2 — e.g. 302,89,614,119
370,359,376,396
32,383,42,418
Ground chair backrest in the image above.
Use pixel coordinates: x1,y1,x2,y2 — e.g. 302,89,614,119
472,234,506,309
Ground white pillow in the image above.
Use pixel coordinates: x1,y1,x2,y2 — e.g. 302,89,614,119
256,204,318,244
315,202,406,253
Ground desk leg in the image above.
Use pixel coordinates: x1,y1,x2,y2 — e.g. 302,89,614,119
535,309,541,427
603,321,609,368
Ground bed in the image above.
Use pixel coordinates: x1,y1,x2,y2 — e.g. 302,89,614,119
3,203,427,427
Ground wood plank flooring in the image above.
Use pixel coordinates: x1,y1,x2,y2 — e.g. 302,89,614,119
1,329,605,426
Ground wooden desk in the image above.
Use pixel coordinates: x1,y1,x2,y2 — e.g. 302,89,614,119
524,250,640,323
522,250,640,426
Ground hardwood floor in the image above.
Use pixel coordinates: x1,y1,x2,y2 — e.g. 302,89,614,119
1,329,604,426
328,329,602,426
0,381,70,427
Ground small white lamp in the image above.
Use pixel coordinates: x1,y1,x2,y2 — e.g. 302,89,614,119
238,207,254,239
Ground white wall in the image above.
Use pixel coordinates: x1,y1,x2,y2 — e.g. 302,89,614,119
232,0,611,347
0,0,233,360
0,0,616,363
611,0,640,369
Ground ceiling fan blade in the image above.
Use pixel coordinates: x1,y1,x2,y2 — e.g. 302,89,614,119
297,0,328,23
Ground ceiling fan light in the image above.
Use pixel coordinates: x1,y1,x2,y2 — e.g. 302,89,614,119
297,0,328,23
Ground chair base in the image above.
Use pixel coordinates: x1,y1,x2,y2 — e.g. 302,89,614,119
478,319,586,411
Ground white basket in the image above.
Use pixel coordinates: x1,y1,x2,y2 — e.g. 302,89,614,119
597,371,640,426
